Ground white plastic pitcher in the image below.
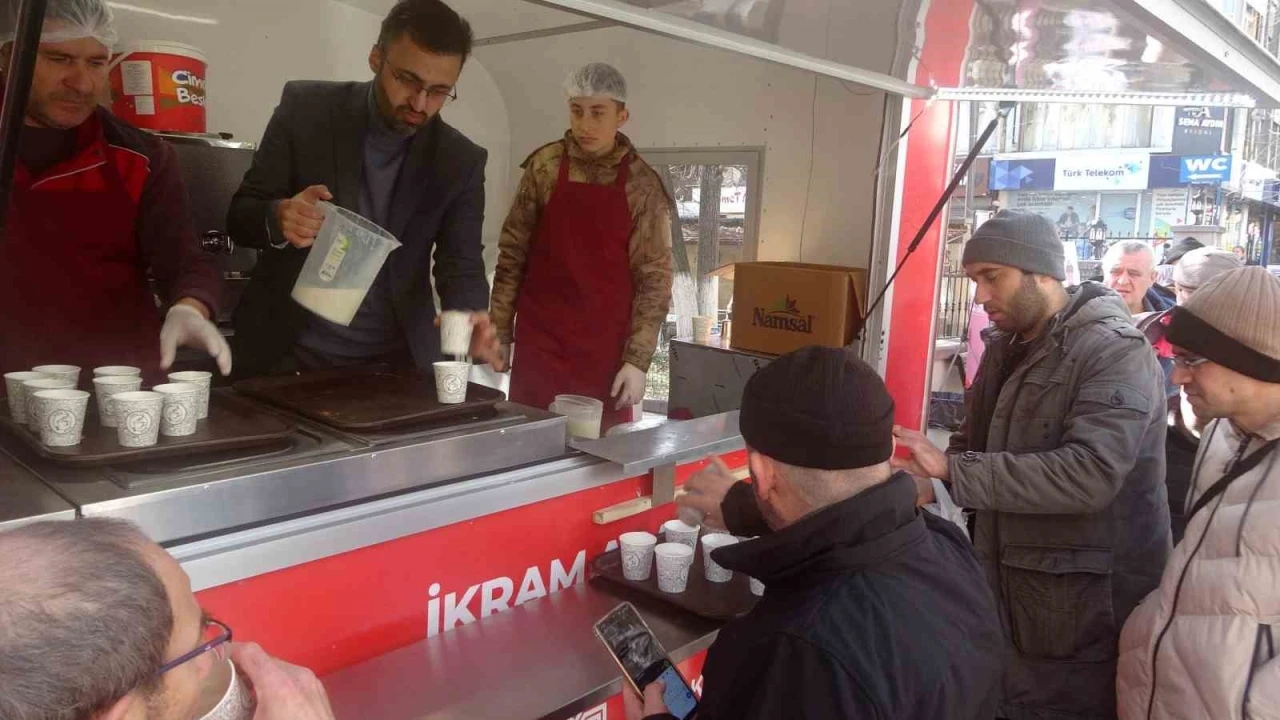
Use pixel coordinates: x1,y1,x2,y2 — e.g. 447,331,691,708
550,394,604,440
291,203,402,326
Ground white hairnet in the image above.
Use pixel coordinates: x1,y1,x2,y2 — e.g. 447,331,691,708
563,62,627,103
0,0,118,48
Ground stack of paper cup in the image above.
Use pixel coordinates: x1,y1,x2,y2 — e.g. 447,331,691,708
32,365,81,387
153,383,201,437
31,389,90,447
93,376,143,428
700,534,739,582
168,371,213,419
22,378,77,428
5,371,49,424
439,310,474,357
433,361,470,404
112,391,165,447
692,316,715,344
619,531,658,581
93,366,141,379
655,542,695,593
662,519,700,549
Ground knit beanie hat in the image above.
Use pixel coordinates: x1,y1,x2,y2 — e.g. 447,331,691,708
1173,247,1242,291
1166,266,1280,383
1163,236,1205,266
739,346,895,470
962,210,1066,280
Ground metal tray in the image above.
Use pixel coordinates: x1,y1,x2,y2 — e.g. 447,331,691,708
0,391,296,467
590,546,760,621
233,365,505,431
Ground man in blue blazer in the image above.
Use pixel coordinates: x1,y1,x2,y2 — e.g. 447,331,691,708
228,0,499,377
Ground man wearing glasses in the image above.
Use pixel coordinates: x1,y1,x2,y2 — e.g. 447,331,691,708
0,518,335,719
228,0,501,378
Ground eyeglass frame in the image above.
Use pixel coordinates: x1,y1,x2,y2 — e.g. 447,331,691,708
1172,353,1212,370
156,618,232,677
381,60,458,104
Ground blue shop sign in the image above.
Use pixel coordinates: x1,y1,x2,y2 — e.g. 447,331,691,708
1179,154,1233,183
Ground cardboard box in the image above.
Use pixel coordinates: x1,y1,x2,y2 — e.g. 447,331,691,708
720,262,868,356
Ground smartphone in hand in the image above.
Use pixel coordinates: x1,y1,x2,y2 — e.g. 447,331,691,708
593,602,699,720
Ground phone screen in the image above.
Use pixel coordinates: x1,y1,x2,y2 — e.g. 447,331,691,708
595,603,699,720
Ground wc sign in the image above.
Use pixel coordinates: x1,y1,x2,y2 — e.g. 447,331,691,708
1180,155,1233,183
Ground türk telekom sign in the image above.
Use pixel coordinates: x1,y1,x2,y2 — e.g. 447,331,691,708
1054,151,1151,191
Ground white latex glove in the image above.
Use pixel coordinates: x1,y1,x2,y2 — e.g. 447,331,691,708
160,304,233,376
610,362,646,410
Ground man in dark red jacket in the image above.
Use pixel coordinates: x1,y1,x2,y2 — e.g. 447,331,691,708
0,0,226,383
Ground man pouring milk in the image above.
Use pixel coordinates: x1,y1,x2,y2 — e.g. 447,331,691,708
0,0,229,383
490,63,674,431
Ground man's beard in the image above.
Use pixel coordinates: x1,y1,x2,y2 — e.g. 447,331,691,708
373,78,426,137
1005,274,1050,337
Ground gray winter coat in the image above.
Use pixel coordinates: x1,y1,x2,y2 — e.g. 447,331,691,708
948,283,1172,720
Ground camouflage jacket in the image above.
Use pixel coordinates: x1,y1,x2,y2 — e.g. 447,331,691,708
490,132,673,372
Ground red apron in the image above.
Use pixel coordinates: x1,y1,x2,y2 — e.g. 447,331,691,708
0,152,163,384
510,148,635,430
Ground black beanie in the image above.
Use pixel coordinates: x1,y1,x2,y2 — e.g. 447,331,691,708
739,346,895,470
1163,236,1205,266
961,210,1066,280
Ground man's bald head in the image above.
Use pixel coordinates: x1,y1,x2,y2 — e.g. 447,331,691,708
0,519,173,720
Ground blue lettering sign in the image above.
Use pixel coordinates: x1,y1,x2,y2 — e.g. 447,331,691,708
1179,155,1233,183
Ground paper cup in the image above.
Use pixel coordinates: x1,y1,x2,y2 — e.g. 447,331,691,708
196,658,255,720
692,316,715,343
31,389,90,447
21,378,77,428
662,519,700,550
93,365,142,378
112,391,165,448
619,531,658,581
5,371,50,424
700,533,739,583
32,365,81,387
439,310,474,357
168,371,213,419
153,383,201,437
749,576,765,596
93,376,143,428
433,361,470,404
655,542,695,593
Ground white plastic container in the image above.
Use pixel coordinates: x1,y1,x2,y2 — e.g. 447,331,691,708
550,394,604,440
291,203,402,326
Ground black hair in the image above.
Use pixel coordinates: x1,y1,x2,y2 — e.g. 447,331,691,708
378,0,473,60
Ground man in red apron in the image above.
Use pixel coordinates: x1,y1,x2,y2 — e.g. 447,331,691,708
0,0,226,384
491,63,673,430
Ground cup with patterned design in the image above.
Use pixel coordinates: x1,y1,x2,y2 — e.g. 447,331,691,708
433,361,471,404
32,365,81,387
692,316,715,344
21,378,77,428
31,389,90,447
168,371,213,419
662,519,700,550
700,533,739,583
93,376,143,428
5,371,50,424
195,658,255,720
93,365,141,379
439,310,474,357
655,542,695,593
619,531,658,581
112,391,165,448
153,383,201,437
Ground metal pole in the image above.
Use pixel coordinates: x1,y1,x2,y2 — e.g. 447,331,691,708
0,0,47,234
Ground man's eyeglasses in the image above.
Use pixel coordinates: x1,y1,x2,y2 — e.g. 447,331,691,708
157,618,232,676
386,64,458,104
1172,353,1211,370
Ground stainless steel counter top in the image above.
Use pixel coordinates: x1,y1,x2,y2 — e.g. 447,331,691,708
0,452,75,531
571,411,742,475
323,581,720,720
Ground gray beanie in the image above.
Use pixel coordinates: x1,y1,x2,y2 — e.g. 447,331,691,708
1173,247,1242,291
962,210,1066,280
